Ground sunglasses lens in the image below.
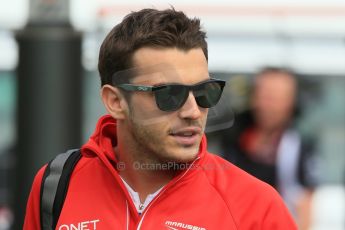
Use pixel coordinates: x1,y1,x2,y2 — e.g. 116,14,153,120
194,81,224,108
155,85,188,111
154,80,225,111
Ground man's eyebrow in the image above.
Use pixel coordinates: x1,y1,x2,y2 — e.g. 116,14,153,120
151,82,179,87
151,78,211,87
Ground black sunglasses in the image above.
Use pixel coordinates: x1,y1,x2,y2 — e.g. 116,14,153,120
116,78,226,112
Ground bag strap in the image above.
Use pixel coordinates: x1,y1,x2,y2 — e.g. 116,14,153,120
40,149,82,230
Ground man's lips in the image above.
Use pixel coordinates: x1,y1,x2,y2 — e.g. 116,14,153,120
169,127,202,146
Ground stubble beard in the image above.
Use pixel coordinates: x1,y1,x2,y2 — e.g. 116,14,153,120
127,109,175,166
126,108,202,168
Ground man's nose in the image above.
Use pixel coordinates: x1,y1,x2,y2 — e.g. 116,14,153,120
178,92,202,120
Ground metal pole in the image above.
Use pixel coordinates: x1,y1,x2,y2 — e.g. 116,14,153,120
13,0,82,228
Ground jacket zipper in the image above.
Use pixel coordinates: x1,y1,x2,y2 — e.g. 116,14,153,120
126,201,129,230
135,156,201,230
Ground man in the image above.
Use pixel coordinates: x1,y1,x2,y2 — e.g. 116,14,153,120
24,9,296,229
220,67,316,229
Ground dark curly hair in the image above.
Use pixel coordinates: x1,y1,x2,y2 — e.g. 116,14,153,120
98,8,208,86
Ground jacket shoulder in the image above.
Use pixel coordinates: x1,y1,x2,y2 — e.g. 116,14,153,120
203,153,271,192
23,155,94,230
24,164,47,230
201,153,297,229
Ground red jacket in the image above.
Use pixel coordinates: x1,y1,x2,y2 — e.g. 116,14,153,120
24,115,296,230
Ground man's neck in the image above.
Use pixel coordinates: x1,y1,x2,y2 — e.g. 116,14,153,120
114,145,176,203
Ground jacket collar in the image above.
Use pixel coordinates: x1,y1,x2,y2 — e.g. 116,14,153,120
81,114,208,171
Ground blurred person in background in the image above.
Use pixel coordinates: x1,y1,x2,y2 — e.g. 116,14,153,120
220,67,318,229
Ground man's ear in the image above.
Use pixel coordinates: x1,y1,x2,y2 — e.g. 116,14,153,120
101,85,128,120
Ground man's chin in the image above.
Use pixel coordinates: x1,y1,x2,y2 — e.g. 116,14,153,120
169,149,199,163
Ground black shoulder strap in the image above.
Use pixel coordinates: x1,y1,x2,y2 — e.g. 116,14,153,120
40,149,82,230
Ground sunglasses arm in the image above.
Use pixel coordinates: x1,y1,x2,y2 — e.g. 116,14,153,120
116,84,154,92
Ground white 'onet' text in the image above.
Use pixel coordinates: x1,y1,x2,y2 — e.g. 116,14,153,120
58,219,100,230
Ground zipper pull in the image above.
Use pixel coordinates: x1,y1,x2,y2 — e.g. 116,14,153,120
139,203,144,211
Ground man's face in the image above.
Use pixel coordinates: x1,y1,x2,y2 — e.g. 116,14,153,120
252,72,296,131
122,47,209,164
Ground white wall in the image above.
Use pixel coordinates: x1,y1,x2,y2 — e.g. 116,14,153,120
1,0,345,74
